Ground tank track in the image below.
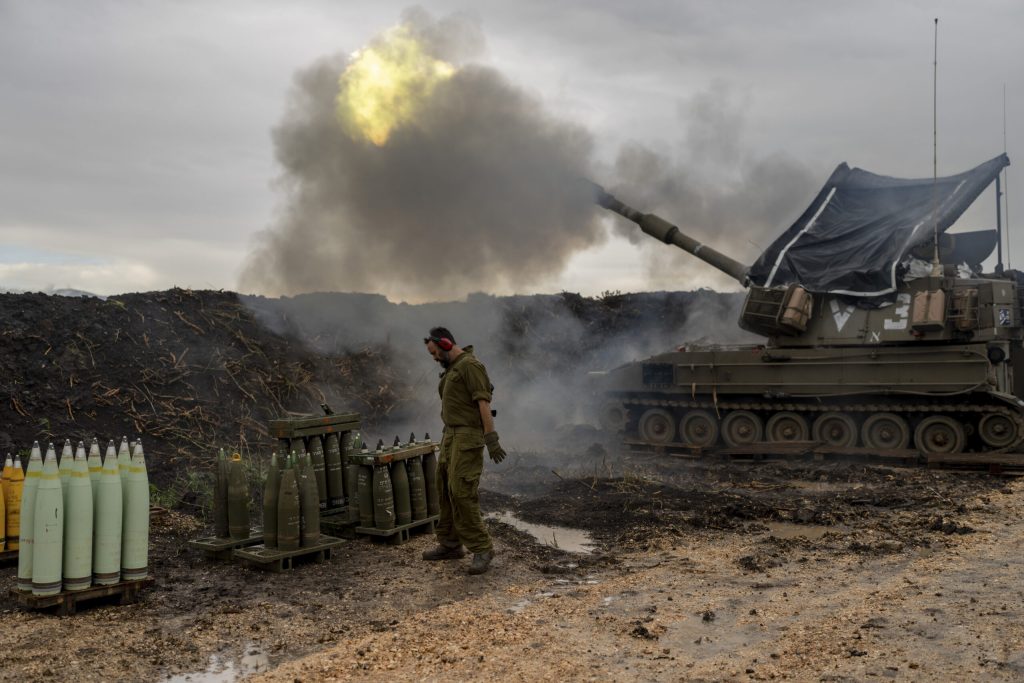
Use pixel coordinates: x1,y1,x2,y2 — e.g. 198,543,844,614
613,394,1024,460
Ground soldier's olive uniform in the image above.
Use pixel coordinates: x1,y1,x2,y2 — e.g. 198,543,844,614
434,346,493,554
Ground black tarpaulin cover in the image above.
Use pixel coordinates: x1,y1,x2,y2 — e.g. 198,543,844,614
747,153,1009,297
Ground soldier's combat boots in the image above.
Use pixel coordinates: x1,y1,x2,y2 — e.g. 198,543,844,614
422,544,466,561
467,550,494,575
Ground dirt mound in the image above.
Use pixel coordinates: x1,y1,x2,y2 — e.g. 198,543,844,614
0,289,409,486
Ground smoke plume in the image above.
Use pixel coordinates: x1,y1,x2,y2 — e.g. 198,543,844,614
240,9,602,302
610,82,819,291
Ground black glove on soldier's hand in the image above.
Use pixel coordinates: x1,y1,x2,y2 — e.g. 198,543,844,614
484,431,506,464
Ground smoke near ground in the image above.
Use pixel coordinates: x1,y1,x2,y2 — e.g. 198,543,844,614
243,289,755,450
239,9,602,303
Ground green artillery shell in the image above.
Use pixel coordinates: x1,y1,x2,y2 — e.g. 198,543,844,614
372,464,395,530
276,463,300,551
214,448,229,538
16,442,44,592
391,460,411,526
342,430,361,457
58,438,74,499
121,442,150,581
87,438,102,499
227,454,250,540
290,437,307,456
32,447,64,596
63,445,93,591
93,442,123,586
117,436,131,481
407,456,428,521
295,454,310,532
345,458,361,523
300,453,320,547
342,430,362,519
324,433,344,508
356,465,374,527
309,436,327,511
422,447,439,516
262,452,280,549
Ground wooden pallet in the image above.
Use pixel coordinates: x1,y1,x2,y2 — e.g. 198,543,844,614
320,509,357,537
10,577,154,616
233,535,345,572
356,515,439,545
188,532,265,561
0,548,19,565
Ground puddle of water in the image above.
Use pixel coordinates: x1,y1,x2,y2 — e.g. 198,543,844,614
765,522,846,540
162,655,235,683
489,511,596,554
161,644,270,682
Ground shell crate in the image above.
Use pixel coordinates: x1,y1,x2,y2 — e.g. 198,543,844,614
10,576,155,616
188,530,264,561
346,441,437,466
268,412,361,440
233,534,345,572
356,515,439,545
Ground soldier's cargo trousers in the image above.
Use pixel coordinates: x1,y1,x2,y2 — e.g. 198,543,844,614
435,428,492,554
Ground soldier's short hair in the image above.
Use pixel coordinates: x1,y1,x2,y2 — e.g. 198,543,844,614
428,326,456,345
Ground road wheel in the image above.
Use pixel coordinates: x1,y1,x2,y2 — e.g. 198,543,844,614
721,410,763,447
861,413,910,450
600,402,628,432
679,410,719,448
765,412,809,443
638,408,675,444
978,413,1019,449
812,412,858,448
914,416,965,454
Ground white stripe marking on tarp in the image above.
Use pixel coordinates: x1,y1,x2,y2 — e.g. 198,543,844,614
765,187,837,287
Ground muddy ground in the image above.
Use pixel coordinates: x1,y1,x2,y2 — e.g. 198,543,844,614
1,451,1022,682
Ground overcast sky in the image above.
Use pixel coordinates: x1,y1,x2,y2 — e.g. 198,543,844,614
1,0,1021,300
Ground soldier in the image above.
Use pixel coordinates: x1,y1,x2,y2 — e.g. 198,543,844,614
421,327,507,574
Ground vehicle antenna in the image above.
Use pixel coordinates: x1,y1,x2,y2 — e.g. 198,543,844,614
1004,83,1012,269
930,17,942,277
996,87,1005,273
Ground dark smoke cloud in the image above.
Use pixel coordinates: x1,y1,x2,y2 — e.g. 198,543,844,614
610,81,821,290
239,10,602,302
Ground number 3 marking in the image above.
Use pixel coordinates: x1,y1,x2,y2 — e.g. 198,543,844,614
883,293,911,331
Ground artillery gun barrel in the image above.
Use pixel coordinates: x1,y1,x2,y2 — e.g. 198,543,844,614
588,181,750,285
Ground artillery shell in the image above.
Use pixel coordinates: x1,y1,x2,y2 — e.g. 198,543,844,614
121,442,149,581
262,452,280,549
63,444,93,591
227,453,250,540
372,464,395,531
32,447,63,596
407,456,428,521
422,447,439,516
93,441,123,586
324,433,344,508
309,436,327,511
16,443,43,591
391,460,411,526
276,461,300,551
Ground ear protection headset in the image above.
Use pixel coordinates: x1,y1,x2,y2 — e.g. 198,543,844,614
425,335,454,351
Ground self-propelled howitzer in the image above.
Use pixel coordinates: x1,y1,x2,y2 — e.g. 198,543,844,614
590,153,1024,457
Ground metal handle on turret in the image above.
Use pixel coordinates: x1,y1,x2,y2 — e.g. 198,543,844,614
586,180,750,285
